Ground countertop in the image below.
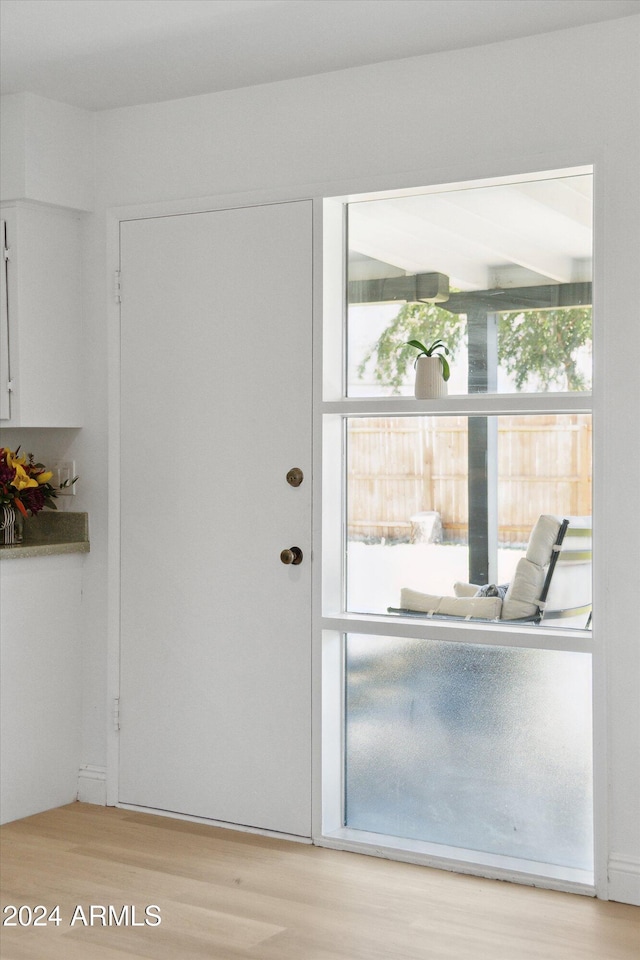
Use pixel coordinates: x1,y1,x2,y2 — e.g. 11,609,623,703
0,511,89,559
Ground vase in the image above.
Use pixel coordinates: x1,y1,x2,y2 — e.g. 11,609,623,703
0,505,23,545
414,355,448,399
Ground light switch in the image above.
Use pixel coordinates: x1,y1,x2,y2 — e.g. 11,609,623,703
52,460,76,496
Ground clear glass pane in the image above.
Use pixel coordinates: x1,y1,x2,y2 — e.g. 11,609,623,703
346,414,592,628
345,634,593,872
347,172,592,397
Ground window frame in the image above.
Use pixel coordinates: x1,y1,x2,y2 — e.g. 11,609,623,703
319,167,596,895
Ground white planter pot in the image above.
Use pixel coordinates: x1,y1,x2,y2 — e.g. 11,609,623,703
414,355,448,399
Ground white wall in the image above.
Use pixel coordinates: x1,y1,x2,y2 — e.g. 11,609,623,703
0,94,26,201
1,93,94,211
2,15,639,902
93,23,638,208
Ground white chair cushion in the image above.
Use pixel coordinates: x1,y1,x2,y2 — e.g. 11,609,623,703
500,558,545,620
525,514,562,567
400,588,503,619
500,515,563,620
401,515,563,622
453,581,481,597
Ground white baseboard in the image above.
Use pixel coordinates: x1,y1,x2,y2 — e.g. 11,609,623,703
609,855,640,905
77,765,107,806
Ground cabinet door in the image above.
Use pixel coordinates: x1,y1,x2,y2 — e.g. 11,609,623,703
0,555,83,824
0,220,10,420
119,201,313,836
0,203,82,427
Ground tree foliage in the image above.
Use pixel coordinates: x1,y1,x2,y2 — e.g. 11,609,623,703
357,302,592,392
497,307,592,391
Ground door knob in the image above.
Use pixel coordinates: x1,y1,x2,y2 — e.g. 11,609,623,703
286,468,304,487
280,546,303,565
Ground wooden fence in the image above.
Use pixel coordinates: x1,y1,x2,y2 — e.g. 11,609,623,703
347,414,592,543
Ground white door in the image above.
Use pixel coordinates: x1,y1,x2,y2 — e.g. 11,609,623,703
119,201,312,836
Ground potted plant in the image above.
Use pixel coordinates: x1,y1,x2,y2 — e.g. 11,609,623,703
405,338,451,399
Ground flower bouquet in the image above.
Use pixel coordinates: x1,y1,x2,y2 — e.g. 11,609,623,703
0,447,63,544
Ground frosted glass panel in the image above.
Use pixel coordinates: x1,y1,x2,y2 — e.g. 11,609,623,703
345,635,593,871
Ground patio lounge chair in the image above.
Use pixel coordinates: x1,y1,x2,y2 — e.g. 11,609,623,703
388,515,592,627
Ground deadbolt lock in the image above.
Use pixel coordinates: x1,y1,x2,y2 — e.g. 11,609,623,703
280,546,303,566
286,467,304,487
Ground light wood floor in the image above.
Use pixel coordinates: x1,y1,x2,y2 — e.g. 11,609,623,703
1,804,638,960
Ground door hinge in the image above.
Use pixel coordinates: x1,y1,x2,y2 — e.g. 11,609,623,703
3,245,9,262
114,270,122,304
113,697,121,731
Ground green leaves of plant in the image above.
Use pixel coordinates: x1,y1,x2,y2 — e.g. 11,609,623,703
405,339,429,354
438,354,451,382
405,338,451,380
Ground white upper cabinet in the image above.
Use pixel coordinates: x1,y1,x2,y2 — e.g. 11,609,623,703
0,201,83,427
0,220,10,421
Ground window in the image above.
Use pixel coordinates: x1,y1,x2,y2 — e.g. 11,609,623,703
337,168,593,630
347,173,592,398
346,413,592,628
322,167,595,888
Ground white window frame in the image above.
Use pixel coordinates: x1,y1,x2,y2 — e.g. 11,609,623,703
316,168,598,896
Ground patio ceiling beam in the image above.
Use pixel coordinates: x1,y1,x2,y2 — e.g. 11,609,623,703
509,179,593,231
348,272,450,304
348,206,489,289
438,282,592,315
428,192,583,284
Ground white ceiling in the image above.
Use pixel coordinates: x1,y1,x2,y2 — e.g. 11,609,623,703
1,0,639,112
348,173,593,291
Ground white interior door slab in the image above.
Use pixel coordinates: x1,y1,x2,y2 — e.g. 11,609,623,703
119,201,312,836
